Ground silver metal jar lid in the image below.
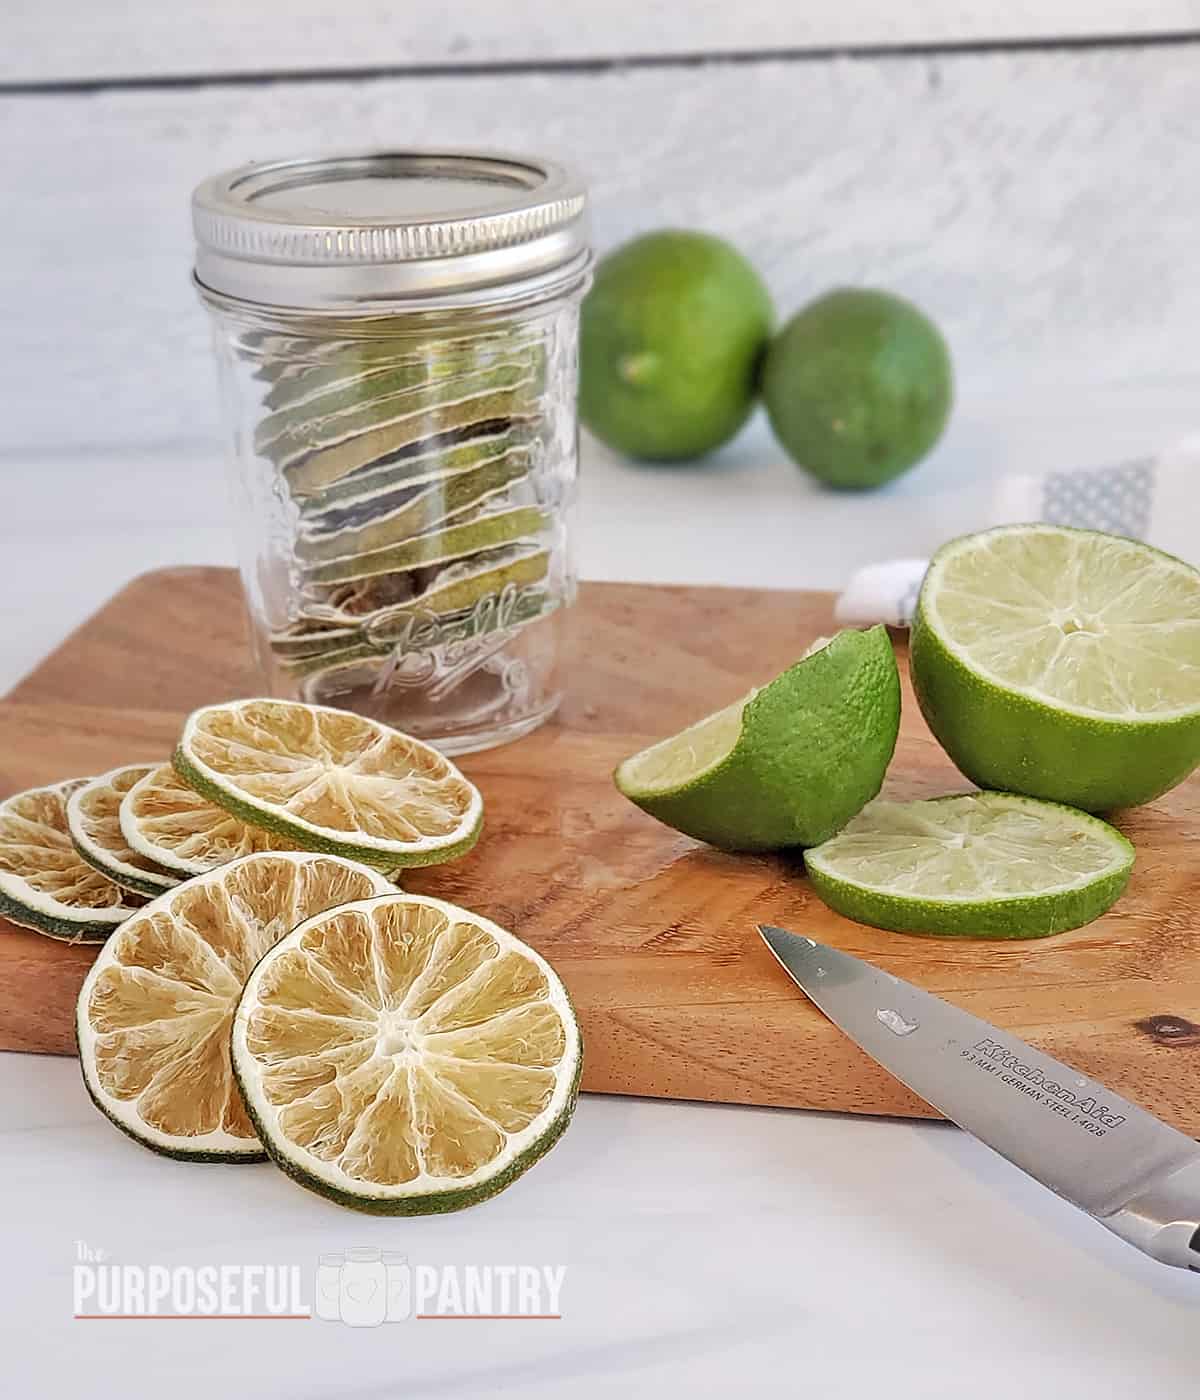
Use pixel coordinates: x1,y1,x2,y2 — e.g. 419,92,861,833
192,150,590,311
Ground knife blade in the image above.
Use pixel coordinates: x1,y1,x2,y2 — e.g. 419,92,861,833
758,924,1200,1272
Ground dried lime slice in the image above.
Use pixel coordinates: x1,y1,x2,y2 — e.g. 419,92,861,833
67,764,179,897
121,763,295,879
280,378,540,490
77,852,391,1159
306,544,551,631
295,451,531,564
301,505,549,586
268,622,365,662
174,699,482,872
231,892,581,1213
0,780,140,942
258,359,537,458
297,426,534,515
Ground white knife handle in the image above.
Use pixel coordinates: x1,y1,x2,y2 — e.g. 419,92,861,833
1098,1159,1200,1271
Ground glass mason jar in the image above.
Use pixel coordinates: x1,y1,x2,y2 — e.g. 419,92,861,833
192,151,591,754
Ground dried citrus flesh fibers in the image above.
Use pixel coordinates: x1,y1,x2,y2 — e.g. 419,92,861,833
67,764,179,897
121,763,295,879
0,779,141,942
231,893,581,1214
77,852,392,1159
174,699,482,872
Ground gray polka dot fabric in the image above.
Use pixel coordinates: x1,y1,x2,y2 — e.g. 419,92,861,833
1041,458,1155,538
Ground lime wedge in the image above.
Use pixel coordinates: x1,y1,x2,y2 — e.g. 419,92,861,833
614,627,900,850
805,792,1134,938
912,525,1200,809
231,892,581,1213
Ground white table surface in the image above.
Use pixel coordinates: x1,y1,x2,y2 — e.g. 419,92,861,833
5,382,1200,1397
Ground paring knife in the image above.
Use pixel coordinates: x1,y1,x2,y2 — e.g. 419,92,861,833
758,924,1200,1272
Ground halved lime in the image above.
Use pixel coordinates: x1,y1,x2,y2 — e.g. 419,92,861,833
912,525,1200,810
174,699,482,872
67,764,179,897
121,763,295,879
614,627,900,850
231,892,581,1213
805,792,1134,938
0,780,140,942
77,852,391,1159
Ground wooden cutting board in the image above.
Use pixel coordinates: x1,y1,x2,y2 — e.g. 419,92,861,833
3,567,1198,1133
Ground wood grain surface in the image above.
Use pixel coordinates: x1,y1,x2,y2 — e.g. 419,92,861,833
2,566,1197,1135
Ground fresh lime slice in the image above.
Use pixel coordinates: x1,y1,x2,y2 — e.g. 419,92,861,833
614,627,900,850
0,780,140,942
912,525,1200,810
77,852,391,1160
121,763,295,879
67,764,179,897
805,792,1134,939
174,699,482,872
301,504,549,586
231,892,581,1214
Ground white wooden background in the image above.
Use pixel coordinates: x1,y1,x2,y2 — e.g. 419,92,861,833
3,19,1199,460
7,3,1200,84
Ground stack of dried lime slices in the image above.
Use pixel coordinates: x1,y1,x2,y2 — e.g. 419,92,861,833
76,869,581,1214
0,694,580,1212
0,697,482,944
256,330,561,703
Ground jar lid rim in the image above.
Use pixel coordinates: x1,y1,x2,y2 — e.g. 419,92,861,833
193,149,589,308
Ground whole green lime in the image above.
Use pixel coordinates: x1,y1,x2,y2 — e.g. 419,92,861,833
579,230,773,461
762,288,952,490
